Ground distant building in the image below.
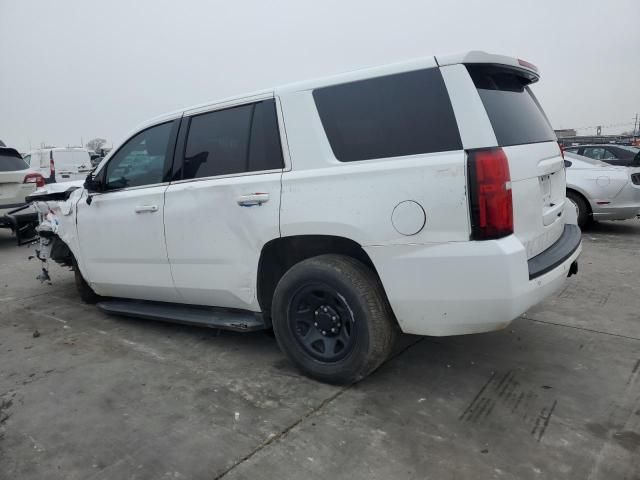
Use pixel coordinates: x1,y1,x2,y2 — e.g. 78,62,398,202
554,129,577,138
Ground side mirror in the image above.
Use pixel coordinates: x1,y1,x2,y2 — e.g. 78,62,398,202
84,173,103,193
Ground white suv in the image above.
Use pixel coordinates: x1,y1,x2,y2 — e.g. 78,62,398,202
32,51,581,384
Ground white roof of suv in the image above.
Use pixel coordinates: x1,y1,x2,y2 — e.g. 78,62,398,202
135,50,539,132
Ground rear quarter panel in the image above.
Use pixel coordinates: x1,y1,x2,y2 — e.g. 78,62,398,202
277,90,469,246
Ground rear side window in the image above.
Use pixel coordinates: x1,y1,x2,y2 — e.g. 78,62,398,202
313,68,462,162
467,65,556,147
183,99,284,179
0,152,28,171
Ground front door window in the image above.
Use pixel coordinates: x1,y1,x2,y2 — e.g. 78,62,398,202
104,122,173,190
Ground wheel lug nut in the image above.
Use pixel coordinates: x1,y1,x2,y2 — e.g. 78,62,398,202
332,316,337,321
331,328,336,332
315,311,318,316
323,307,328,312
322,331,326,335
314,322,318,327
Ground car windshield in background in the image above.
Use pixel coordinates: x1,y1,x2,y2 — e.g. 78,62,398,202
467,65,556,147
617,146,639,155
0,153,28,171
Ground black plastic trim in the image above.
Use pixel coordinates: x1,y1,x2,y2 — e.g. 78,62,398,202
96,299,268,332
0,202,28,210
528,224,581,280
26,187,80,203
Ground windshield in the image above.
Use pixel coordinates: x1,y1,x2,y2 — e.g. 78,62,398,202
617,146,639,154
0,153,29,172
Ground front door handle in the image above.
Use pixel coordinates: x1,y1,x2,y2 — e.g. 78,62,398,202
237,193,269,207
134,205,159,213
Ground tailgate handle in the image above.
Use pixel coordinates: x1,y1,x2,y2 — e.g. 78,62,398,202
542,200,565,226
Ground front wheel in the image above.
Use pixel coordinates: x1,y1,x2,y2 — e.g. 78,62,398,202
72,257,101,304
271,254,398,384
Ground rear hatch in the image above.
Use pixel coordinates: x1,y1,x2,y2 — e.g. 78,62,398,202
467,64,566,258
54,150,92,181
0,150,32,207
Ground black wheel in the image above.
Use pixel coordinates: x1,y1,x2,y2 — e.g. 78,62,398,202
271,254,398,384
72,257,101,304
567,190,590,228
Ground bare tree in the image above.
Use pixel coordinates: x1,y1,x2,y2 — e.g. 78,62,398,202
86,138,107,152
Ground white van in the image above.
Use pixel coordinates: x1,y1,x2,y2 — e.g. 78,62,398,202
24,148,92,183
31,51,581,383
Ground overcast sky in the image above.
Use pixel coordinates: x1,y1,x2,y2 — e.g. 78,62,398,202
1,0,638,152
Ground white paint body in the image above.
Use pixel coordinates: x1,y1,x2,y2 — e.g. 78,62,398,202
565,152,640,221
39,51,581,336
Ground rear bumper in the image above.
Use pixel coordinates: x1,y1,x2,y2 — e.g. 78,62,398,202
365,225,582,337
592,207,640,221
592,184,640,220
528,224,581,279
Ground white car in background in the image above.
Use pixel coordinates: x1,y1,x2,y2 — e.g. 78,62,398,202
0,147,45,241
23,147,93,183
565,151,640,227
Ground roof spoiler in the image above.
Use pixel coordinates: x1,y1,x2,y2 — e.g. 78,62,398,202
435,51,540,83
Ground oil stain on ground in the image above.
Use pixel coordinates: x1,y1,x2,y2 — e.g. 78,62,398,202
459,370,558,443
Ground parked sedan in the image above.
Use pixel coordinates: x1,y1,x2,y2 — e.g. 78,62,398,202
564,151,640,227
565,144,640,167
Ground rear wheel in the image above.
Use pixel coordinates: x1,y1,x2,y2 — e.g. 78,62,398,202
271,254,398,384
72,257,101,304
567,190,590,228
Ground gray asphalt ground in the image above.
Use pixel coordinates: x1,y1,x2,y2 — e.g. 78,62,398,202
0,220,639,480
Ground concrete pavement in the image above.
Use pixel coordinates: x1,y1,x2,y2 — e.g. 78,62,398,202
0,220,639,479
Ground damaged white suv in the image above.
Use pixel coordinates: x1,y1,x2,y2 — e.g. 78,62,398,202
31,52,581,384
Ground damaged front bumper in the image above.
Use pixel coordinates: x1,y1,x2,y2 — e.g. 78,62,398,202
27,183,84,282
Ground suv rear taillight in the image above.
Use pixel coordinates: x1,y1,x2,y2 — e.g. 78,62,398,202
467,147,513,240
23,172,45,188
50,150,55,177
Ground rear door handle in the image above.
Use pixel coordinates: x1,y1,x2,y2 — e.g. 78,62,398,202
134,205,159,213
237,193,269,207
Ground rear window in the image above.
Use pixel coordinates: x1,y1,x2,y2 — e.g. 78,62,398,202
467,65,556,147
313,68,462,162
0,153,28,172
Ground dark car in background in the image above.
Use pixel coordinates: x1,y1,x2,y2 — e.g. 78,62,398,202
565,144,640,167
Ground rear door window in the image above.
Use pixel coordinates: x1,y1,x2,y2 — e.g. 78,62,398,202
313,68,462,162
182,99,284,180
467,65,556,147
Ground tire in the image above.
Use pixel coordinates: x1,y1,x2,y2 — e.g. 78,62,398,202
72,257,101,304
271,254,398,384
567,190,590,228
